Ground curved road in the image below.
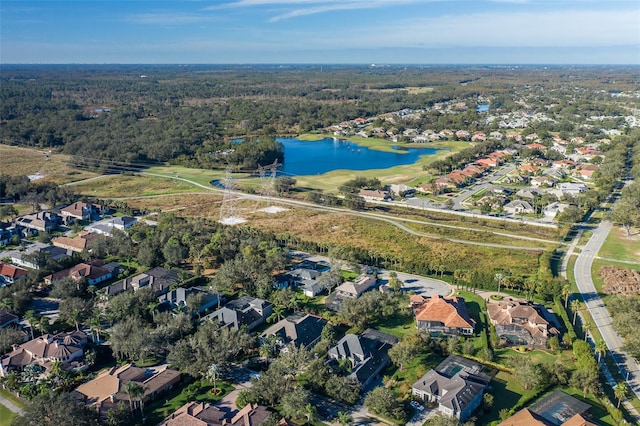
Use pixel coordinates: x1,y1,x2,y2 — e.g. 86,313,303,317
574,220,640,420
126,172,554,251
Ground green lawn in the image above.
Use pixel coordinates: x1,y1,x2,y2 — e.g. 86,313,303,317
145,379,234,425
0,403,17,426
598,225,640,262
373,311,416,338
0,389,26,410
477,370,540,424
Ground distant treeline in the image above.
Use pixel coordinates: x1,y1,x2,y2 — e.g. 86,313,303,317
1,65,638,170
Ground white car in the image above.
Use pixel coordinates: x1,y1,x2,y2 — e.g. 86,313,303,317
410,401,424,411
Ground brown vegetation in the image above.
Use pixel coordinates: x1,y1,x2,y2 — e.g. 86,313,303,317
600,265,640,295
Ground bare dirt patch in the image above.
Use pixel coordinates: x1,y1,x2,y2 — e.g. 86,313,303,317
600,265,640,295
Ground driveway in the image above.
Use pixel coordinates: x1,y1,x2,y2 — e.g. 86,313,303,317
377,270,450,297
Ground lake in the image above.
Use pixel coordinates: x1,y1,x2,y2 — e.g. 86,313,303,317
277,137,438,176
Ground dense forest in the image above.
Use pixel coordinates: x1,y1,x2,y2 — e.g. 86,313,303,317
2,65,638,172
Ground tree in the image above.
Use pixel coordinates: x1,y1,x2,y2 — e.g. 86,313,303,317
582,321,592,341
570,299,582,325
614,382,629,408
343,193,365,210
610,198,640,236
304,403,316,426
562,284,571,308
24,310,39,340
12,391,101,426
0,327,25,353
364,386,406,422
280,388,310,420
275,176,297,194
389,333,424,371
206,363,221,392
336,411,353,426
125,381,146,418
59,297,92,331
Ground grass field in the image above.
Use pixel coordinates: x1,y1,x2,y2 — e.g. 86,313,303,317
598,225,640,262
70,173,204,198
0,404,16,426
0,145,97,184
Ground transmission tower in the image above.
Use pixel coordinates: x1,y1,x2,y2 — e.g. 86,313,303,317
218,168,246,225
254,159,279,212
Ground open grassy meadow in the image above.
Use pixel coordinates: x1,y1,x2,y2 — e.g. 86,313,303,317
598,225,640,262
69,173,204,198
0,145,97,184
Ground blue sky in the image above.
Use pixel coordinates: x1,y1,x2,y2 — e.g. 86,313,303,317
1,0,639,64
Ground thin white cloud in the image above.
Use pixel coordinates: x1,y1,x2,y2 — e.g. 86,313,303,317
300,8,640,49
206,0,423,20
125,12,220,25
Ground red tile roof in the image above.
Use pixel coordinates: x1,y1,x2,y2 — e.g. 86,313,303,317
414,295,475,329
0,262,28,280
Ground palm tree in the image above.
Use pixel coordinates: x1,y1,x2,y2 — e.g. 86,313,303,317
570,299,582,325
494,273,504,294
35,316,49,336
24,310,39,340
89,316,102,342
336,411,353,426
125,381,146,418
614,382,629,408
268,305,285,323
304,403,316,426
562,284,571,308
582,321,592,341
206,363,220,393
595,340,607,363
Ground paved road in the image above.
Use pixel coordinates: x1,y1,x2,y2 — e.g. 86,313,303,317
574,220,640,421
0,394,24,416
123,172,552,251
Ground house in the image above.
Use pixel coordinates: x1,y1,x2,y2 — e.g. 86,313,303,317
558,183,588,196
8,242,70,269
334,273,376,299
158,286,219,315
530,176,555,188
411,295,475,336
159,402,271,426
0,223,22,245
526,143,547,152
543,202,570,218
487,298,561,348
552,159,577,169
262,313,327,350
89,216,137,236
455,130,470,140
358,189,391,202
105,266,180,297
499,390,596,426
516,188,542,200
388,184,415,197
60,201,107,223
206,296,273,331
503,200,535,215
1,331,88,377
471,131,486,142
277,268,326,296
328,330,398,387
44,259,118,286
73,364,180,417
520,164,540,175
0,262,29,285
15,212,62,233
0,308,20,328
52,231,101,253
412,355,490,421
476,158,499,168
